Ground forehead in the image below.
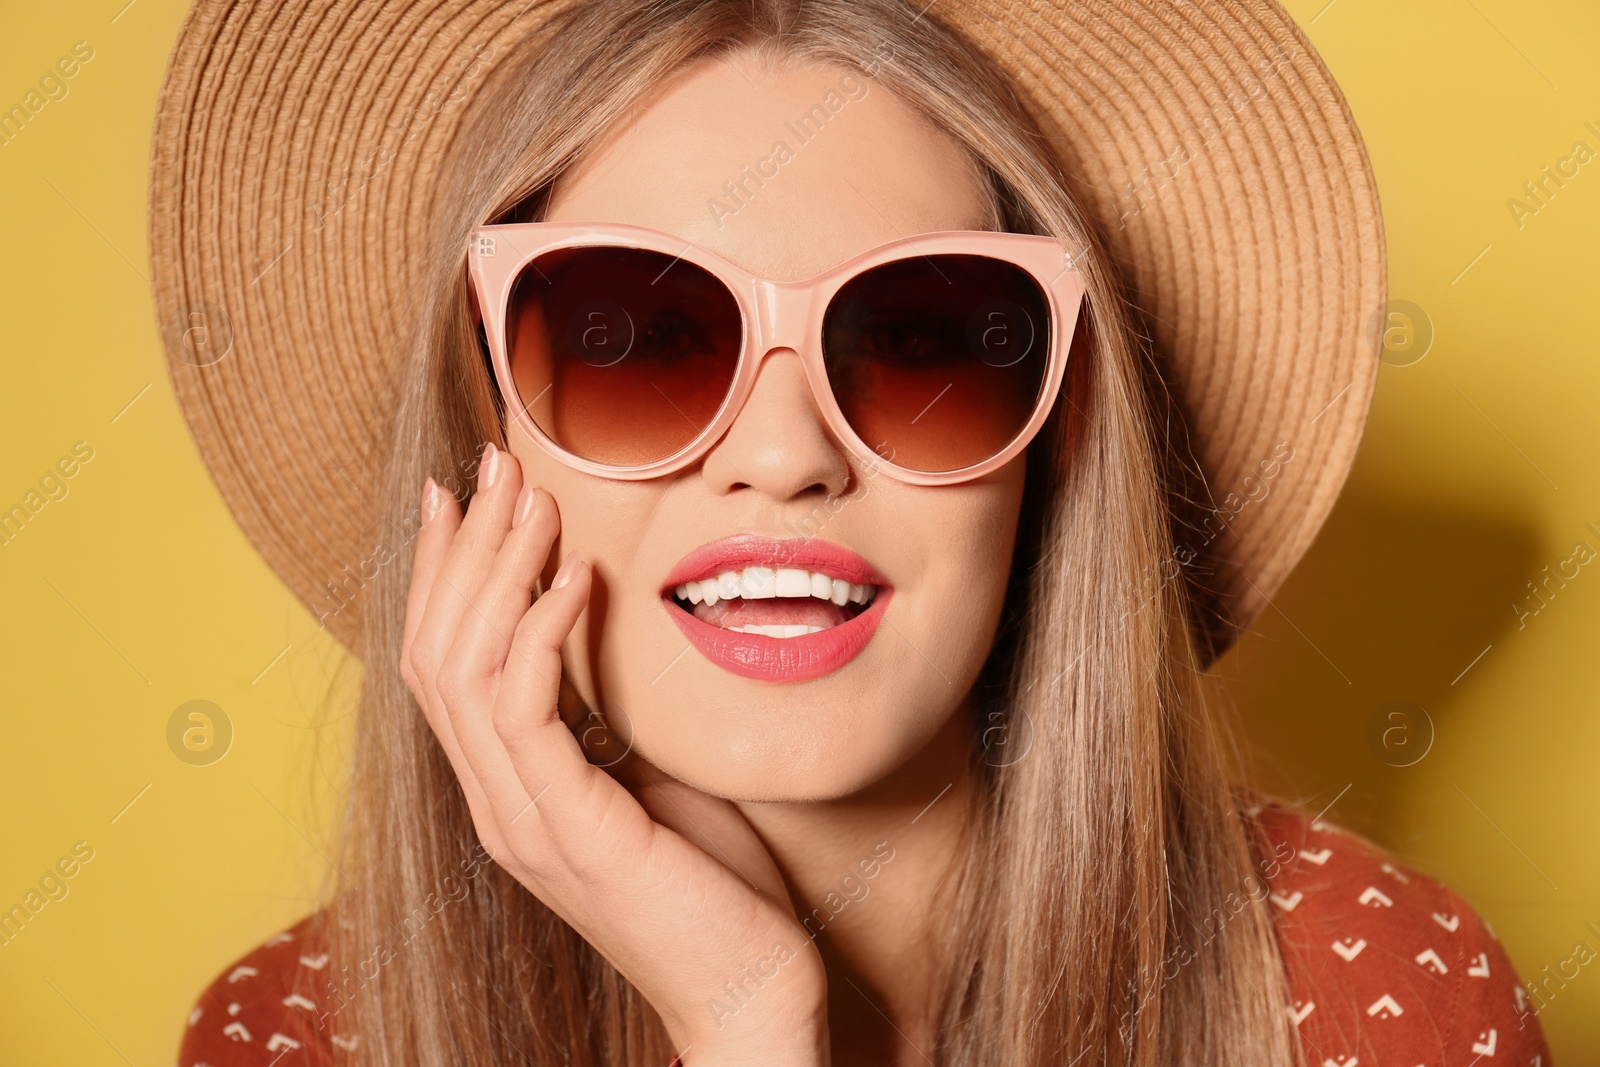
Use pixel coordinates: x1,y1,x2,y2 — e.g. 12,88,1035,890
543,52,994,282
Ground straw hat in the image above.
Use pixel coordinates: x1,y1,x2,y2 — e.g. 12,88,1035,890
147,0,1383,660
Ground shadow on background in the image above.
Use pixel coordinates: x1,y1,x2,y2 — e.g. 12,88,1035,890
1217,489,1543,835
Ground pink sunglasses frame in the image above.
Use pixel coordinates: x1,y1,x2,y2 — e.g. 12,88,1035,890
466,221,1086,486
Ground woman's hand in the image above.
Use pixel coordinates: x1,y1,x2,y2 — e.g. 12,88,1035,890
399,443,830,1067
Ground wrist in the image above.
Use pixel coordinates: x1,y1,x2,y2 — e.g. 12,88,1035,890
665,945,830,1066
674,1004,829,1067
680,1021,830,1067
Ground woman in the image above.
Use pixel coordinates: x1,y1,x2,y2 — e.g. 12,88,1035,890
156,0,1548,1064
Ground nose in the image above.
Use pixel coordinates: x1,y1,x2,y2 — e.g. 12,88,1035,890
701,347,852,500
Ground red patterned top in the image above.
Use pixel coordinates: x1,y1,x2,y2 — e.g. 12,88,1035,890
177,803,1552,1065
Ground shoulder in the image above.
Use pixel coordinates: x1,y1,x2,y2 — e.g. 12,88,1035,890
178,913,356,1066
1248,801,1553,1066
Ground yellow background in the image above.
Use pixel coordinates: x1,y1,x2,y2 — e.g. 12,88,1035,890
0,0,1595,1062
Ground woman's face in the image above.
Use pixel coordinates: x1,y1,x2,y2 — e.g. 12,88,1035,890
510,53,1026,801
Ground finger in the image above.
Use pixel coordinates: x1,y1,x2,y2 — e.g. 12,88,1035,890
441,483,560,710
401,477,461,694
488,559,659,861
400,477,470,753
439,483,560,757
408,443,522,691
398,476,504,854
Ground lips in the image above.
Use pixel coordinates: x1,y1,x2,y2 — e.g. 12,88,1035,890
661,536,892,682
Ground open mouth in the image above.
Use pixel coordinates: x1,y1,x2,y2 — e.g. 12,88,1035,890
668,566,879,638
659,536,891,682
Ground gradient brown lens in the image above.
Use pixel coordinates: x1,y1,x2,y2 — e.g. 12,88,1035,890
506,246,743,466
821,255,1052,473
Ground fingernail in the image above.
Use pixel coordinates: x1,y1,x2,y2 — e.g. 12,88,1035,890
551,550,583,590
513,485,536,527
422,478,441,522
481,442,499,488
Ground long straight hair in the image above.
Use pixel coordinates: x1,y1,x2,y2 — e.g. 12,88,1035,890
328,1,1299,1063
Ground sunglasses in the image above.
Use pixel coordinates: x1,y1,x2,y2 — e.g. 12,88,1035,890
466,222,1085,486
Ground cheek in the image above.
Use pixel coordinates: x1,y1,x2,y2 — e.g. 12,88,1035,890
886,472,1025,681
897,459,1024,596
504,433,650,700
948,481,1027,588
508,427,650,562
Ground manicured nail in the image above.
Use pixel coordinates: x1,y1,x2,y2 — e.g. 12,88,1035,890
422,478,441,522
550,550,583,590
513,484,536,527
481,442,499,488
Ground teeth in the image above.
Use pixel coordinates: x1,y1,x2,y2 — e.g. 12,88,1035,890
775,568,811,597
742,566,777,598
728,624,827,638
672,566,877,607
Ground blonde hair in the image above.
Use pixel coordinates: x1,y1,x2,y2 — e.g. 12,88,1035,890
328,1,1299,1063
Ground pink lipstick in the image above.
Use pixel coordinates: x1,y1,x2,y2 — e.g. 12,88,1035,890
661,535,892,683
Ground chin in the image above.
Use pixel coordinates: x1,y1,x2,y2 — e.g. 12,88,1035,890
663,718,883,802
620,665,951,802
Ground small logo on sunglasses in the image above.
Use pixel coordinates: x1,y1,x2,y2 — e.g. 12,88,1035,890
968,301,1037,368
567,301,635,367
475,235,496,256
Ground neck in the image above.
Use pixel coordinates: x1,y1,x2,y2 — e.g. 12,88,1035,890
735,708,977,1066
